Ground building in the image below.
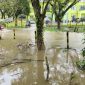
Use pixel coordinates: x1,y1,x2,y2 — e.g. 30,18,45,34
63,0,85,22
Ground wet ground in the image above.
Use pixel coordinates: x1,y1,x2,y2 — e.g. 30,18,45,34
0,28,85,85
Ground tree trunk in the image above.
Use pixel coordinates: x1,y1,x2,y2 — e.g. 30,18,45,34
3,13,5,19
15,17,18,27
21,19,22,27
51,12,54,24
55,15,57,22
55,15,61,29
57,20,61,29
1,12,5,19
26,15,28,21
36,18,45,50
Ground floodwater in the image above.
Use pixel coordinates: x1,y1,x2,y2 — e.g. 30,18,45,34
0,28,85,85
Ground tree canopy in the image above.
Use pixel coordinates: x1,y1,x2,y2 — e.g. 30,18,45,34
50,0,80,29
0,0,30,18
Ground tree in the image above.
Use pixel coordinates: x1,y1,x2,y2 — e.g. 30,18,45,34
0,0,14,18
0,0,9,19
12,0,30,26
31,0,51,50
21,0,30,20
0,0,30,26
50,0,80,29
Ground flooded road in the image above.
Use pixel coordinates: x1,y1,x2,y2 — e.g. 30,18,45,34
0,29,85,85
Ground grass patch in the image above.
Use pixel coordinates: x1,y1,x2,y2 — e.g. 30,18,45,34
44,25,85,32
5,21,85,32
5,20,26,29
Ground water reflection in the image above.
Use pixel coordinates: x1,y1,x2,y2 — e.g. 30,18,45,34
0,30,85,85
45,47,85,85
0,68,22,85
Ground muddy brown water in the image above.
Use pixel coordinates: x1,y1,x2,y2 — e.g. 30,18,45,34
0,29,85,85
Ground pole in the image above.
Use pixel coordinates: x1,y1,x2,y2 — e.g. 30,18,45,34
0,36,1,40
45,56,49,80
67,31,69,49
13,29,15,39
35,31,36,43
0,31,1,40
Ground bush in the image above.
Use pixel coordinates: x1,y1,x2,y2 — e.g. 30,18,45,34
82,48,85,57
76,60,85,70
